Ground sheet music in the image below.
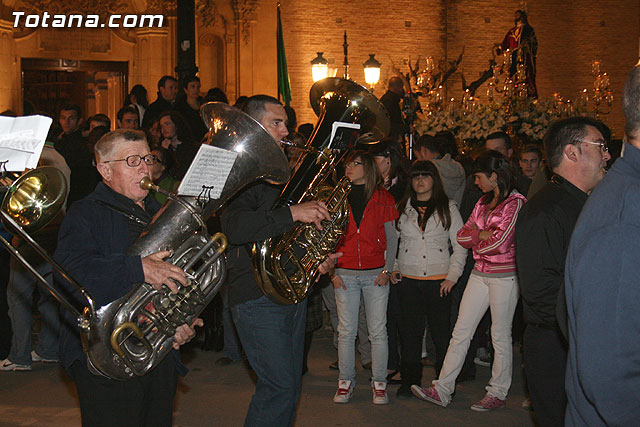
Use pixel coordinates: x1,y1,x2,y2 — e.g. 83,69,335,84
0,115,52,171
329,121,360,149
177,144,238,198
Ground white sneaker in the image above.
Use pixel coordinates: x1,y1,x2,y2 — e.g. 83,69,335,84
372,381,389,405
31,350,58,363
0,358,31,371
333,379,355,403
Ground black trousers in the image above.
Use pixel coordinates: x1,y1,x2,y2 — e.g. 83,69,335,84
0,248,11,359
397,277,451,385
386,283,401,371
70,355,178,427
523,324,567,427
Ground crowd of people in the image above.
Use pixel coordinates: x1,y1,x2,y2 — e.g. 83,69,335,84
0,62,638,426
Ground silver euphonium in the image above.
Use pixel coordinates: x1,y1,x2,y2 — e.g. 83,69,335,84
85,103,290,380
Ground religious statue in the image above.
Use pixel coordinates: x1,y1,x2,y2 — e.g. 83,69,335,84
498,10,538,98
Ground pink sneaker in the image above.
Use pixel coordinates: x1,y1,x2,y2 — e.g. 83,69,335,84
411,385,448,407
470,394,506,412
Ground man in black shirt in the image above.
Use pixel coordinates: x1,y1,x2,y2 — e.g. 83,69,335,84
142,75,178,129
221,95,339,426
55,104,101,208
515,116,610,426
379,76,405,139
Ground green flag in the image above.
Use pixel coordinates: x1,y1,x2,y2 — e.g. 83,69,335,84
277,3,291,106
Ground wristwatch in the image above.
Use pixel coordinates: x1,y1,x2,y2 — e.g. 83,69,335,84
382,269,392,277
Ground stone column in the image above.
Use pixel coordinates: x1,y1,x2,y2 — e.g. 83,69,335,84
131,26,172,96
107,73,124,126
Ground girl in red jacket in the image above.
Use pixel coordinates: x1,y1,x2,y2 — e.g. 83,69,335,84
331,151,398,405
412,150,526,411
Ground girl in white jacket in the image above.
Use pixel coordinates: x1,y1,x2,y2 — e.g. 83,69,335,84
392,161,467,399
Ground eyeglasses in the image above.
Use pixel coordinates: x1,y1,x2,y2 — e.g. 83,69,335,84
101,154,156,167
345,160,363,168
580,139,609,153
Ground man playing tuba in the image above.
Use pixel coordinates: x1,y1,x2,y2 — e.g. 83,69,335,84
54,129,200,426
221,95,340,427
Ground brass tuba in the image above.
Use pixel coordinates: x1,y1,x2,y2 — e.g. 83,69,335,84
83,103,291,380
253,77,390,304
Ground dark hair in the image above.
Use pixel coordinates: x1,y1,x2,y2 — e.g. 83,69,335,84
158,110,195,144
203,87,229,104
298,123,314,141
435,130,459,157
485,131,512,150
182,75,200,88
60,103,81,119
157,75,177,90
368,137,407,183
129,84,149,108
415,134,439,153
398,161,452,231
516,10,529,25
543,116,604,171
242,95,282,122
117,106,138,122
88,113,110,129
623,65,640,139
472,150,516,206
344,150,382,202
520,144,542,160
87,125,110,153
151,146,174,170
284,105,297,133
233,95,248,110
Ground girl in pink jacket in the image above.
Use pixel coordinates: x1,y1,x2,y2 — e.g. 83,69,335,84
412,150,526,412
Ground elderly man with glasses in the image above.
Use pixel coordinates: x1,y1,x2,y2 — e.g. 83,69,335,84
515,116,610,426
54,129,200,427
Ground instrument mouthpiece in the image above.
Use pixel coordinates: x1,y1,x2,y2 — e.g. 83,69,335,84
139,176,155,191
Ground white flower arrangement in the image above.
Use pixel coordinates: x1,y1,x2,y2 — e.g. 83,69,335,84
415,97,569,143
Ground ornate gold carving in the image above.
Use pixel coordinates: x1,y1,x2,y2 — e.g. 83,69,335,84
232,0,259,44
144,0,176,15
197,0,219,28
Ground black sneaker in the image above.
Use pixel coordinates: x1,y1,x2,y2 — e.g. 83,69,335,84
396,385,413,400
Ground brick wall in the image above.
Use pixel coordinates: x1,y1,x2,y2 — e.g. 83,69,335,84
278,0,639,137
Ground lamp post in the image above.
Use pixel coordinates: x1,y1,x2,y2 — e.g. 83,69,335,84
363,54,381,89
310,52,329,82
310,33,382,88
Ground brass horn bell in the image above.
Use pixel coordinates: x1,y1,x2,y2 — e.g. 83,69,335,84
1,166,67,233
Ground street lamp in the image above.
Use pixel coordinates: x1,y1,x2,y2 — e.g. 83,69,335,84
363,54,382,88
310,52,329,82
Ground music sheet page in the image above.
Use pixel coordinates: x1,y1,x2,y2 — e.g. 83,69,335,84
177,144,238,198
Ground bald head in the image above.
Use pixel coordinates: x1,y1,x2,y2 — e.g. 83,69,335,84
388,77,404,95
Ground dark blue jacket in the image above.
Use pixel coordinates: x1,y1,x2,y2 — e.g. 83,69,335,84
54,182,161,370
565,143,640,426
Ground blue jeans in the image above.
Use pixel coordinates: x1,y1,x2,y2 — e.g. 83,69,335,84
321,281,371,363
335,270,389,383
222,288,243,361
7,256,60,365
231,295,307,427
